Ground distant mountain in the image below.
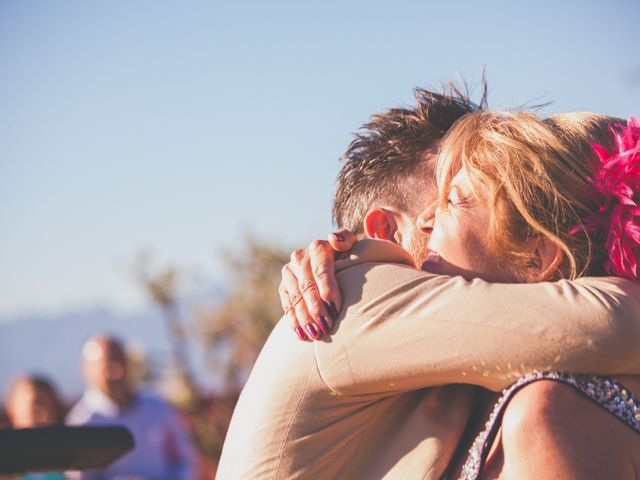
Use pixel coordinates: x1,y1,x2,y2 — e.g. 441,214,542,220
0,287,227,402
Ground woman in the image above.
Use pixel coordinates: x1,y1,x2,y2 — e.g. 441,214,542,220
4,375,67,480
5,375,66,429
280,111,640,478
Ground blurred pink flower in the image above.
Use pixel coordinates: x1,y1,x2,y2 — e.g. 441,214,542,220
583,116,640,280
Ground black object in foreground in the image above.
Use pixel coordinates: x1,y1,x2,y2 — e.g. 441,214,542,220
0,425,135,474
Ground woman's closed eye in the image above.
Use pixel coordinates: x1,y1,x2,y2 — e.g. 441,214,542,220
447,186,471,208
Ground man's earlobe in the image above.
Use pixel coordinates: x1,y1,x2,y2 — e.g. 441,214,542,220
363,208,398,242
525,236,563,282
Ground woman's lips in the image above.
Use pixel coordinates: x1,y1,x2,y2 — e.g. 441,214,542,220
421,250,442,271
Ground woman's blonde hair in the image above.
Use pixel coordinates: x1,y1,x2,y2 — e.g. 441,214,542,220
436,110,623,280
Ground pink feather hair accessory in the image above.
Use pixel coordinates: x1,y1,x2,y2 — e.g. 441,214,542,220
573,116,640,280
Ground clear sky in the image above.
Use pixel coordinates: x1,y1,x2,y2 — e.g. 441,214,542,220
1,0,639,318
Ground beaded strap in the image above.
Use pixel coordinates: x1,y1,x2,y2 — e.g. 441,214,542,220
458,372,640,480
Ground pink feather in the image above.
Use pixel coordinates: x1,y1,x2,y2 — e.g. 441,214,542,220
577,116,640,280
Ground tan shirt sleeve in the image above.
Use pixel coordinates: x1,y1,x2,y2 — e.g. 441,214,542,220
315,239,640,393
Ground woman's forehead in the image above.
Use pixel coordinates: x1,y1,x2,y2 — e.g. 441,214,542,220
449,168,475,194
450,168,469,185
448,167,489,203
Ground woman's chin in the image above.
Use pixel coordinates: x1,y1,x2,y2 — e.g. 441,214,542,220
420,252,476,278
420,251,451,275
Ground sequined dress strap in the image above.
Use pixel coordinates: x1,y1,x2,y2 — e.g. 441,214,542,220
458,372,640,480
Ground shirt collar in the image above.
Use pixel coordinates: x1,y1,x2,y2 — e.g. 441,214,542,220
82,387,123,417
334,238,415,273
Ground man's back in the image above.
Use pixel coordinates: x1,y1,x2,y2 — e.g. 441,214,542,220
217,261,476,479
219,239,640,479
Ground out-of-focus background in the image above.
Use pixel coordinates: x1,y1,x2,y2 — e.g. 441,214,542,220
1,0,638,474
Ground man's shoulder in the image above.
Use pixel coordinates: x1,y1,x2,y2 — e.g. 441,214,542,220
337,260,426,283
217,318,320,477
334,239,435,301
65,393,106,425
229,318,319,411
244,318,317,387
336,261,438,317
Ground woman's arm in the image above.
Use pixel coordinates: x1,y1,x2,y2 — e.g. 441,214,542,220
319,251,640,393
281,238,640,393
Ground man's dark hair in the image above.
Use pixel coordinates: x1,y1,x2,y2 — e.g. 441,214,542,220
332,84,487,234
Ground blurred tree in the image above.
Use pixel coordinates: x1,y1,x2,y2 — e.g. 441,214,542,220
125,341,156,390
136,254,197,407
136,253,220,471
196,235,289,387
136,235,290,467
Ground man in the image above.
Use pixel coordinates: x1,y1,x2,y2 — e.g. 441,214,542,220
283,86,476,341
217,89,640,479
67,335,197,479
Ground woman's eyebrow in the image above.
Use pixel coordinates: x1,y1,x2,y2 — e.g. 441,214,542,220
449,184,470,198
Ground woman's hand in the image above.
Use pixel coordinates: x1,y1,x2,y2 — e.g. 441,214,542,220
279,229,357,340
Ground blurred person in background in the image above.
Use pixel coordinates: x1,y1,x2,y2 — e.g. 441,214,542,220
5,375,66,429
66,334,197,480
4,375,66,480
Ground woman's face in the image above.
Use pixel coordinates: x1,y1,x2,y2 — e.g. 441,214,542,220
418,168,518,282
7,382,59,428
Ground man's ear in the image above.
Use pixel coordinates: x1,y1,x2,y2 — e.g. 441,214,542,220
363,208,399,242
523,235,564,282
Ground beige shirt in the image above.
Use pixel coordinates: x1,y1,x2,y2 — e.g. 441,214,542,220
217,240,640,479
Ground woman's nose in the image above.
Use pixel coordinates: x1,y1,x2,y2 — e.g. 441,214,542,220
417,210,435,232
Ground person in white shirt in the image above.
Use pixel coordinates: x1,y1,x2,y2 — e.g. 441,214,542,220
66,335,197,480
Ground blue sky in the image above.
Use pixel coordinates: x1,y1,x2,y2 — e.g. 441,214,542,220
1,0,639,318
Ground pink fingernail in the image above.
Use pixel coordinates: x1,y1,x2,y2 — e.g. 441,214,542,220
306,323,318,338
295,327,306,341
316,317,329,335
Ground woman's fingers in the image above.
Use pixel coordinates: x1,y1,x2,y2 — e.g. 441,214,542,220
280,260,328,341
328,228,357,252
308,240,342,314
293,290,322,341
278,233,357,341
279,264,311,341
288,247,333,336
